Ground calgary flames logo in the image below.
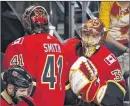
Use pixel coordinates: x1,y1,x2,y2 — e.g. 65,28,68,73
86,19,101,29
31,8,48,24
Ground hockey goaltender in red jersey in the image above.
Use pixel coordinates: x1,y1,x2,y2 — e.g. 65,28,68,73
3,5,68,106
64,18,126,106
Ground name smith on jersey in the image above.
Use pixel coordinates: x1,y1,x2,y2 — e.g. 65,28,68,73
43,43,61,53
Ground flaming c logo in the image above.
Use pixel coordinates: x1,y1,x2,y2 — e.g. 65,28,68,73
31,8,47,24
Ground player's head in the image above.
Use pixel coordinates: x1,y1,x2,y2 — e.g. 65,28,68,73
79,18,107,57
3,65,33,103
21,5,49,34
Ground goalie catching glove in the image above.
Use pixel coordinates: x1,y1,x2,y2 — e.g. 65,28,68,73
69,56,100,103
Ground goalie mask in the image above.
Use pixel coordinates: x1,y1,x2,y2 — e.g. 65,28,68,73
21,5,49,34
80,18,107,57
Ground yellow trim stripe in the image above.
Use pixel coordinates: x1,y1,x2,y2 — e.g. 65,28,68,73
65,83,70,90
95,84,107,104
1,90,14,104
33,81,36,86
86,78,100,103
107,80,126,96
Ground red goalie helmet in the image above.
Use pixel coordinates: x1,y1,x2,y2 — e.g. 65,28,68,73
21,5,49,34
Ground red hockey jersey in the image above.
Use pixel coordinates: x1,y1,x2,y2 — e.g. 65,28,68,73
1,97,16,106
64,38,126,104
3,33,68,106
1,90,35,106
